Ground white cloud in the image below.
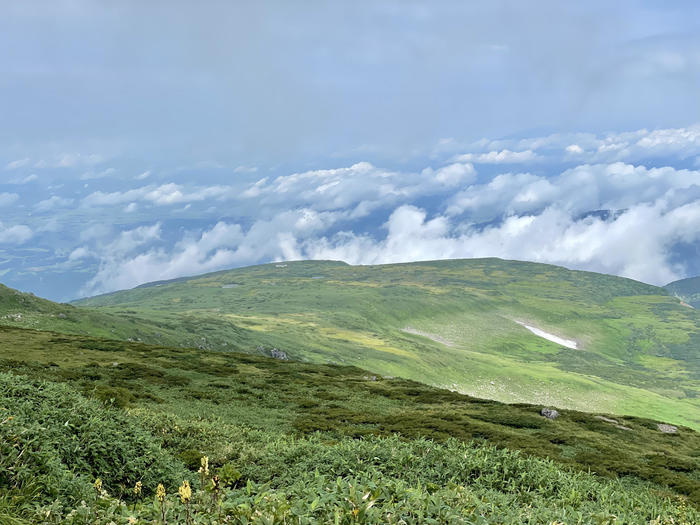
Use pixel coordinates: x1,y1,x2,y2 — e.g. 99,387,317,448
0,193,19,207
80,223,113,242
107,223,162,256
9,174,38,184
82,183,234,207
300,199,700,286
34,195,75,212
453,149,540,164
5,158,30,170
447,162,700,219
6,124,700,299
33,153,104,169
422,162,476,186
76,151,700,296
80,167,116,180
81,208,343,295
0,223,32,244
447,124,700,165
241,161,478,218
68,246,91,262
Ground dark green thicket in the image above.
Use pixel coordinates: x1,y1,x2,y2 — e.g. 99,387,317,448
0,372,188,513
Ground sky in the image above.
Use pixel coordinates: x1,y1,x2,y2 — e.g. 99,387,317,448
1,0,700,301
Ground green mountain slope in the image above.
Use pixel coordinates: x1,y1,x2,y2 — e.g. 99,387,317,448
73,258,700,429
666,276,700,308
0,282,224,349
1,324,698,522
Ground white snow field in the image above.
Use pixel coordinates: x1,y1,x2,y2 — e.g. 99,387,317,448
514,320,579,349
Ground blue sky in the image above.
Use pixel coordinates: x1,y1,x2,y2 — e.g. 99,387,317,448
1,1,700,301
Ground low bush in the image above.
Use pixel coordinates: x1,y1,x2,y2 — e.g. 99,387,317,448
0,373,188,514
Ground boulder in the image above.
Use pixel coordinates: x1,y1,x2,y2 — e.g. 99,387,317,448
657,423,678,434
270,348,289,360
540,407,560,420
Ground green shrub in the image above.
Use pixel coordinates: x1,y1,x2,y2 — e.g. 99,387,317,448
177,448,205,471
217,462,243,488
0,372,188,512
88,384,135,408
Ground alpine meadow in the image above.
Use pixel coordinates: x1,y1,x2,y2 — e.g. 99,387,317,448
2,2,700,524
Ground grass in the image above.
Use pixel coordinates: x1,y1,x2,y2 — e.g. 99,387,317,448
60,258,700,428
1,324,698,521
2,258,699,521
666,276,700,308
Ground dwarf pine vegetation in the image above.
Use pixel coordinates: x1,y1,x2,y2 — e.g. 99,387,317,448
0,323,698,524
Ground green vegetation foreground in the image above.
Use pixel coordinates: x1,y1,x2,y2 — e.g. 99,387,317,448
1,325,698,523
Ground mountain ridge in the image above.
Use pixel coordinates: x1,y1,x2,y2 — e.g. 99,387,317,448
666,275,700,308
68,257,700,428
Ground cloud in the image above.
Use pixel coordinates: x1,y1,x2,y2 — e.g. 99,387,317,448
0,193,20,207
4,122,700,301
68,246,91,262
72,146,700,297
80,167,116,180
454,149,540,164
82,183,234,207
0,223,32,244
241,161,477,219
446,162,700,219
32,153,104,169
300,199,700,286
81,208,342,295
34,195,75,212
445,125,700,165
234,165,258,173
421,163,476,186
8,174,38,184
5,158,30,170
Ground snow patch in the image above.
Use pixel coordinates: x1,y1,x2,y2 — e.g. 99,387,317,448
514,320,579,349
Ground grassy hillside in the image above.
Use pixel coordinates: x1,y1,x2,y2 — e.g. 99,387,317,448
73,259,700,428
666,276,700,308
1,324,698,523
0,283,222,349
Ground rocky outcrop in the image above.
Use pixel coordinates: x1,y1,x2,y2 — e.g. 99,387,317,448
540,408,559,420
657,423,678,434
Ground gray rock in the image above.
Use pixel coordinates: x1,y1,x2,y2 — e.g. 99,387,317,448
540,408,560,420
657,423,678,433
57,313,67,319
269,348,289,360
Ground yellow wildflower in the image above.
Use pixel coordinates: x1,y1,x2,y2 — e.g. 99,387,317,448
178,480,192,503
93,478,102,493
198,455,209,476
133,480,142,497
156,483,166,503
127,517,137,524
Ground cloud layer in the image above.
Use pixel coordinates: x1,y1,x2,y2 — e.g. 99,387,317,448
1,124,699,300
